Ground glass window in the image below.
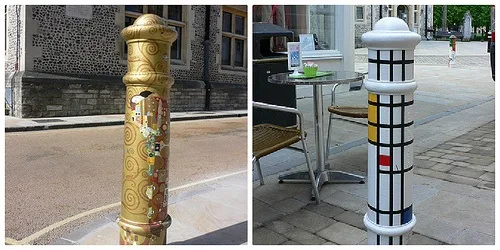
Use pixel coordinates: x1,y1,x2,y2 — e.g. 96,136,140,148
170,26,182,60
234,39,244,67
168,5,182,21
221,7,247,68
222,12,232,32
125,5,143,13
309,5,335,50
147,5,163,16
356,7,364,21
235,15,245,35
221,37,231,66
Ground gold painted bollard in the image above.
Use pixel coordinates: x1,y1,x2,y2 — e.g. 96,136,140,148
117,14,177,245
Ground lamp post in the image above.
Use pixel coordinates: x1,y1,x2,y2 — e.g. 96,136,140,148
117,14,177,245
361,17,420,245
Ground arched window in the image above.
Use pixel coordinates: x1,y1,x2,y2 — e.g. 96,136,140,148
397,5,409,24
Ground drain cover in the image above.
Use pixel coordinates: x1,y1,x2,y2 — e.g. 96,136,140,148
33,119,65,123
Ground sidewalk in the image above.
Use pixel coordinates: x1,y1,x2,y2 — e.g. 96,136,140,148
4,110,247,132
51,171,247,245
254,121,494,245
253,40,495,245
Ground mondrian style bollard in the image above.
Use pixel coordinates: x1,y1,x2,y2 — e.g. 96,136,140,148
117,14,177,245
361,17,421,245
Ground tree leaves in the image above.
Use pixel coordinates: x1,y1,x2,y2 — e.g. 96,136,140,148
433,5,491,31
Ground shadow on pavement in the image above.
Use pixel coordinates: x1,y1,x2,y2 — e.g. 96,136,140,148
169,221,247,245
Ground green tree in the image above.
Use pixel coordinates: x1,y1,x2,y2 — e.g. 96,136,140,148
433,5,491,32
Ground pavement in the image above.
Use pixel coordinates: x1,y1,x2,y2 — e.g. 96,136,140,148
4,110,247,132
253,40,495,245
51,171,248,245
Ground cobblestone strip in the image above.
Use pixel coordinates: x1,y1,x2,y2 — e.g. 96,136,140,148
414,121,495,190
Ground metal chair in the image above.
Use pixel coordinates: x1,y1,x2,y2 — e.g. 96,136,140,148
325,78,368,160
252,101,320,204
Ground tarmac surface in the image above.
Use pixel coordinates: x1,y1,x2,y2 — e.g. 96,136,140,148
4,112,248,245
253,40,495,245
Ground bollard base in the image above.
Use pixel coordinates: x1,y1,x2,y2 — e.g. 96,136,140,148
363,213,416,245
117,214,172,245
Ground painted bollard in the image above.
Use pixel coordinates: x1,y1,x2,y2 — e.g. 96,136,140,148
449,35,457,66
117,14,177,245
361,17,420,245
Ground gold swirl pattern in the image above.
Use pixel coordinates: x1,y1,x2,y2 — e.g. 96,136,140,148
144,42,159,55
119,13,176,245
137,140,148,161
124,124,137,146
124,156,140,180
122,188,141,213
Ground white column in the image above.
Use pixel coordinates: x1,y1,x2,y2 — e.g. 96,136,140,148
361,17,421,245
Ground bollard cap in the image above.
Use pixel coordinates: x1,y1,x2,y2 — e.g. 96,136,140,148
361,17,421,50
121,14,177,43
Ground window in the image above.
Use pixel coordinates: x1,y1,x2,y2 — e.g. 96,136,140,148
309,5,335,50
356,6,364,22
414,6,419,25
221,7,247,69
253,5,337,51
124,5,185,62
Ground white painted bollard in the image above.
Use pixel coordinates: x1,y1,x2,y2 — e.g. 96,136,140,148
361,17,421,245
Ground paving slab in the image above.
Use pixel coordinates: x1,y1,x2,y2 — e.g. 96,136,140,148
316,222,367,245
253,227,288,245
281,210,335,234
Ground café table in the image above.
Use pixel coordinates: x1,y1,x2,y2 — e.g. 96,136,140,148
268,71,366,197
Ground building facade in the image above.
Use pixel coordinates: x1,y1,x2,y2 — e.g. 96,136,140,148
5,5,247,118
354,5,433,47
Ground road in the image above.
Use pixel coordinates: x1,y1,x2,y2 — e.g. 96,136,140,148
4,117,247,244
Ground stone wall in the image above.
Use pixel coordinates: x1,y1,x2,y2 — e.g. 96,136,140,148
31,5,124,76
5,6,23,77
210,82,247,110
11,71,246,118
6,5,247,117
354,6,374,48
12,71,125,118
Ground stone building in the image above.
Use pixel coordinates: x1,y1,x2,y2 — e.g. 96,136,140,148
354,5,433,47
5,5,247,118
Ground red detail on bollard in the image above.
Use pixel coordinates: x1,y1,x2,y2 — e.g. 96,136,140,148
379,155,391,166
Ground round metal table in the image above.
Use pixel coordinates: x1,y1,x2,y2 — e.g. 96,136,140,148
268,71,366,195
